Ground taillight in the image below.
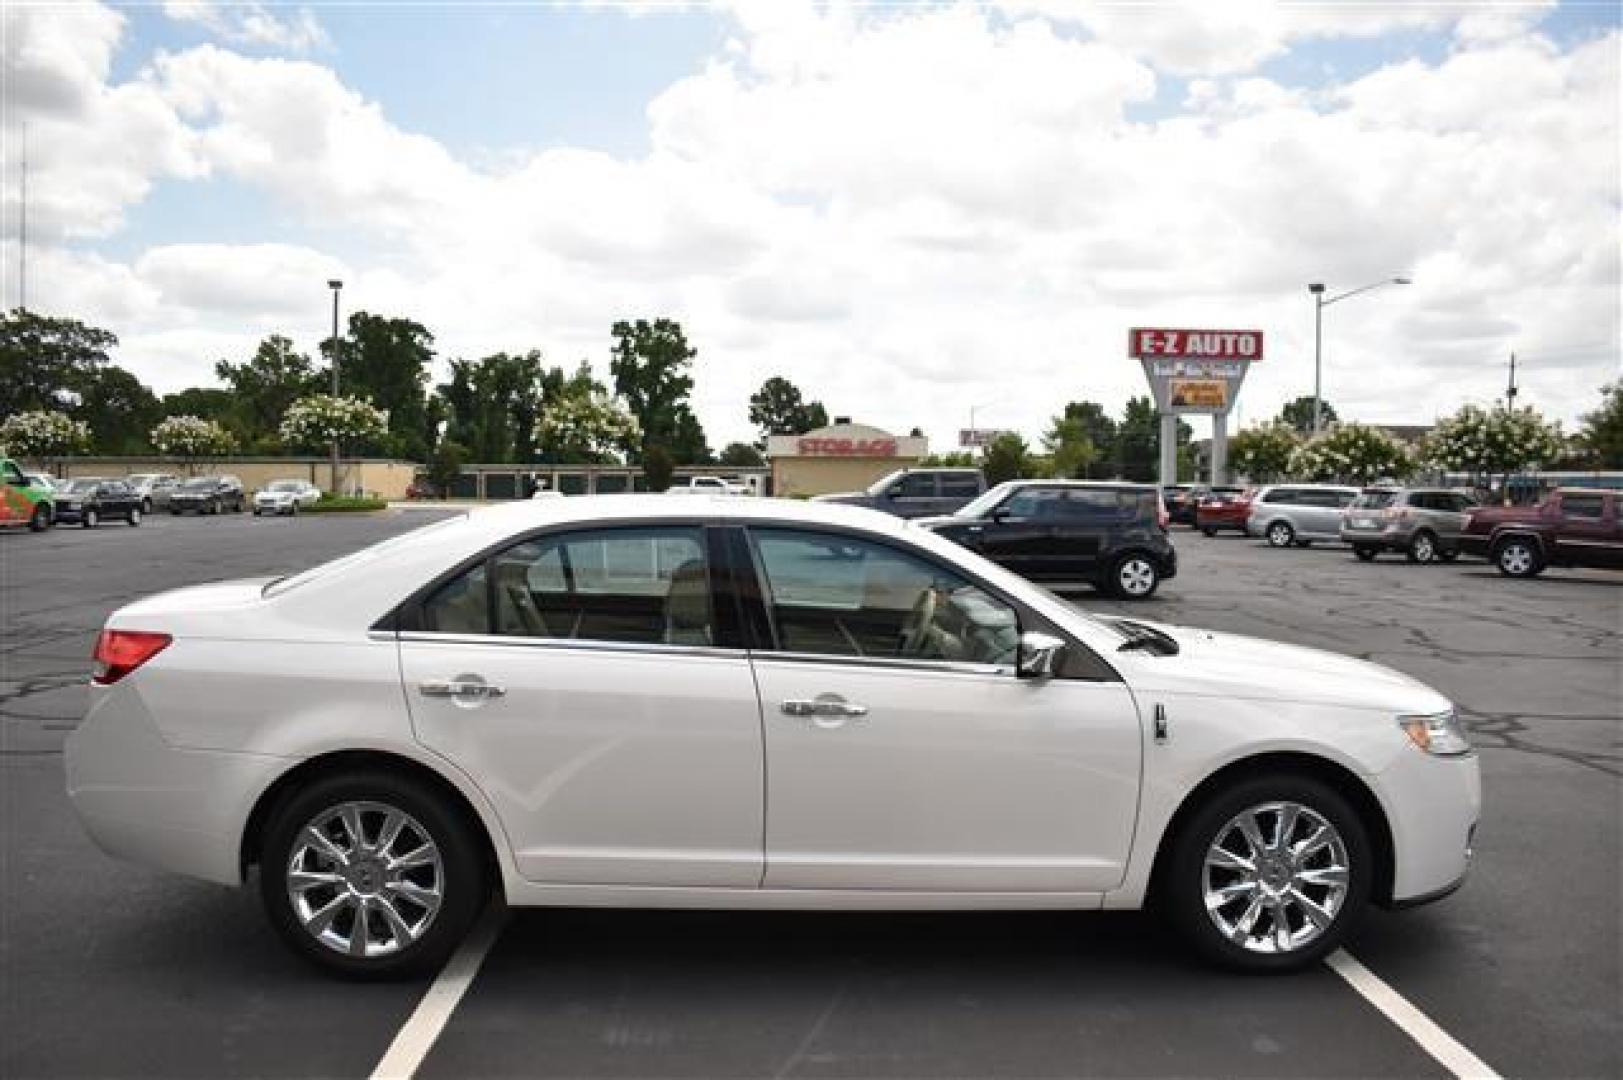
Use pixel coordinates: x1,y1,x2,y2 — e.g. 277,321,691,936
1157,499,1170,529
92,630,172,685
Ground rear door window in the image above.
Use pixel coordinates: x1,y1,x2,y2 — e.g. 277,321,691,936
1263,488,1297,504
892,473,938,499
1562,494,1606,520
939,474,982,498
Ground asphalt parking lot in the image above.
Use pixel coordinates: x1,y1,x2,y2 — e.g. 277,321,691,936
2,509,1618,1079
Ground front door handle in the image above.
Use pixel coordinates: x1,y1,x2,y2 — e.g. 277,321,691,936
781,695,869,728
419,678,507,700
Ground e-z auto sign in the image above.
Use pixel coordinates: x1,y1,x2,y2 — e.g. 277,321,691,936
1130,328,1263,360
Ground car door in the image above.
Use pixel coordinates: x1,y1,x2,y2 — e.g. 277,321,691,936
974,487,1065,577
886,472,941,518
740,526,1143,893
1553,492,1622,568
397,524,766,888
1298,489,1342,539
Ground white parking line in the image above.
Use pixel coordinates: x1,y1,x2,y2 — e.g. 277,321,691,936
370,906,507,1080
1327,949,1501,1079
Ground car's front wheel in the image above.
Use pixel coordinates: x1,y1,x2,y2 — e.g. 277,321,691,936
1110,554,1161,600
260,771,488,978
1494,536,1543,578
1265,521,1295,547
1163,774,1370,972
1353,545,1378,562
28,504,51,531
1407,530,1439,564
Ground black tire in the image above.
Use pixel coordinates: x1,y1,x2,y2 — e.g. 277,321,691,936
207,500,219,515
82,508,98,529
259,770,489,979
1406,530,1439,564
1265,521,1295,548
1109,553,1161,600
1493,535,1544,578
1353,545,1378,562
1161,773,1372,973
127,507,141,527
1200,526,1217,538
28,504,51,532
171,508,181,516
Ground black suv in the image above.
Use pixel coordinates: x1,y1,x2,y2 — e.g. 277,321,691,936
53,478,143,528
813,468,986,518
170,475,245,515
917,480,1176,599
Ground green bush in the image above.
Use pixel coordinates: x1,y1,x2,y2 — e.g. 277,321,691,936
305,495,388,513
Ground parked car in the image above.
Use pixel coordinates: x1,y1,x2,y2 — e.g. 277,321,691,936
24,472,57,492
1,457,56,531
813,468,986,518
253,480,323,516
1340,488,1478,563
916,480,1176,599
1457,488,1623,577
1246,484,1362,547
1170,484,1242,527
170,475,245,515
667,476,747,495
67,497,1478,978
125,473,180,514
54,478,143,528
1195,486,1256,537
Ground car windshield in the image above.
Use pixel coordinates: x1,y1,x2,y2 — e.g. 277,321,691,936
267,481,303,492
864,469,907,496
60,479,99,493
954,482,1019,519
180,478,218,491
1353,491,1399,509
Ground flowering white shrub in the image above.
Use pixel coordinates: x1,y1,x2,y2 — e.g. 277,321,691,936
536,393,640,462
0,410,92,462
1289,423,1414,483
1228,421,1300,482
151,415,235,460
1422,404,1564,483
279,395,388,449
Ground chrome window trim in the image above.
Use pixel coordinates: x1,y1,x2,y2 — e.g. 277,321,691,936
396,629,750,661
751,650,1014,678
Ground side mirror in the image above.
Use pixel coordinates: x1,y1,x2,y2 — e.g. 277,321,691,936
1017,631,1067,679
990,506,1012,522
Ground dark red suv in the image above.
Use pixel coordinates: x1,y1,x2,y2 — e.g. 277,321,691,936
1194,486,1256,536
1457,488,1623,577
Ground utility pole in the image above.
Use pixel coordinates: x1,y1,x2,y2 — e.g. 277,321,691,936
1506,352,1518,407
19,120,27,312
327,279,343,494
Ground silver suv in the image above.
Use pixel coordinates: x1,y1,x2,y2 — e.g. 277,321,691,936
1340,487,1479,563
1246,484,1361,547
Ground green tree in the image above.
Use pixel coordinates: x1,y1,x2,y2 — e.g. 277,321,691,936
1228,422,1300,482
330,313,434,459
1577,382,1623,468
1042,413,1097,479
216,335,322,448
0,309,118,416
921,450,976,467
981,432,1036,485
1279,395,1338,435
1116,396,1160,481
609,318,709,463
1423,404,1564,490
150,415,235,475
424,439,468,498
1289,423,1414,483
643,445,676,491
162,387,240,427
437,351,559,464
748,376,829,444
77,365,160,454
0,409,91,472
718,442,765,467
1056,401,1117,477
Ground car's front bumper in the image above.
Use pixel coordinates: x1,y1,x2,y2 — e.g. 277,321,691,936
254,500,295,514
1373,744,1481,906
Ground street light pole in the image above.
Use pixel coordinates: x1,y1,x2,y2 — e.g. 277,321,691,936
327,279,343,494
1306,276,1411,436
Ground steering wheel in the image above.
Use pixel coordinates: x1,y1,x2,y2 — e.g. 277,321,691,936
899,586,939,656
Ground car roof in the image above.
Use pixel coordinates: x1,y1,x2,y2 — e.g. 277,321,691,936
1000,479,1158,492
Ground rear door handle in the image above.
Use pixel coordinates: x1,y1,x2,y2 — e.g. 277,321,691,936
419,678,506,700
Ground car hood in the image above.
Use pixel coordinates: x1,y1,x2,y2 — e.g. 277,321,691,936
810,491,871,505
1108,619,1450,715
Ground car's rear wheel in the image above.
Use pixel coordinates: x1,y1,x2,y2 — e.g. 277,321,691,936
1353,545,1378,562
1200,526,1217,538
127,507,141,527
1407,530,1439,564
1266,521,1295,547
28,504,51,531
260,771,488,979
1163,774,1370,972
1111,554,1161,600
82,508,98,529
1494,536,1543,578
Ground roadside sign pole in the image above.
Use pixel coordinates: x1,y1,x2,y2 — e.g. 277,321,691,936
1159,414,1178,488
1211,411,1228,484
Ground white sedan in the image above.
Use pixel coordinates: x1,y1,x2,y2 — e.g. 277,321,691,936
66,497,1479,977
253,479,322,516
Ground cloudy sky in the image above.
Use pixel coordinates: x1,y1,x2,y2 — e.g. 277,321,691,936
3,0,1618,451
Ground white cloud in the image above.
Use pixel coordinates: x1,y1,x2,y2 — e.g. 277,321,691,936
8,0,1619,453
162,1,328,53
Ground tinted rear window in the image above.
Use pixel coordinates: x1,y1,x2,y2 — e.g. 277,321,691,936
1353,492,1398,509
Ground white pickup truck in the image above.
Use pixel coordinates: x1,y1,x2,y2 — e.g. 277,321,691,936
666,476,749,495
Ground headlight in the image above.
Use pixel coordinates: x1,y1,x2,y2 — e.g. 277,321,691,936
1398,710,1472,756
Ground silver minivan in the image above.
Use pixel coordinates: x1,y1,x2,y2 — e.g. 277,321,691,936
1246,484,1362,547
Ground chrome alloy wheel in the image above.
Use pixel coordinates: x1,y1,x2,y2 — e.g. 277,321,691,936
1499,542,1534,575
1118,557,1157,597
1202,801,1350,955
286,801,444,959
